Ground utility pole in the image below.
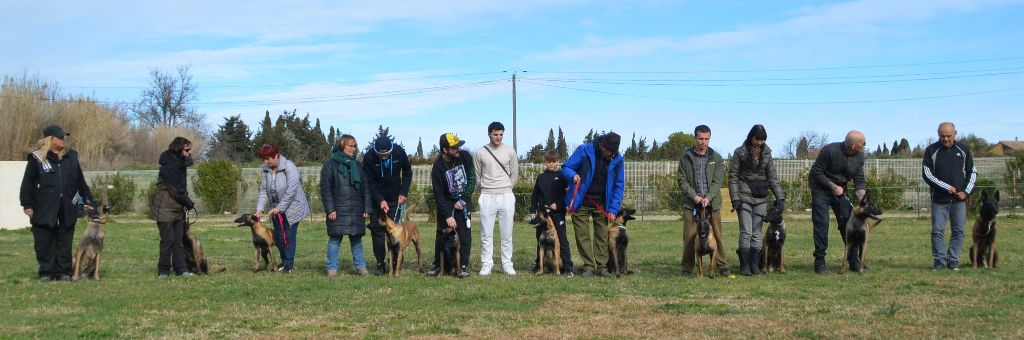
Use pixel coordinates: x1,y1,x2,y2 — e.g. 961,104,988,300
512,71,517,152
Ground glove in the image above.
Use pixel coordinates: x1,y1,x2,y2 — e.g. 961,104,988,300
774,199,785,212
731,200,742,212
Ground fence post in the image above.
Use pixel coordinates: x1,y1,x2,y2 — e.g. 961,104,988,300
235,181,243,214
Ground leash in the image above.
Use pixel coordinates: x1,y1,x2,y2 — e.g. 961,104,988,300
585,196,624,229
392,203,406,224
274,213,289,247
567,182,581,215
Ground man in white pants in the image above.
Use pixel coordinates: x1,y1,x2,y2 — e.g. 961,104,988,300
474,121,519,276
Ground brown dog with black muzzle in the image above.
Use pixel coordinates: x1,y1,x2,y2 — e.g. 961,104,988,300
693,206,718,279
840,191,883,274
607,208,636,276
532,208,562,276
72,204,112,281
971,190,1000,269
234,214,277,272
378,205,423,277
182,214,226,275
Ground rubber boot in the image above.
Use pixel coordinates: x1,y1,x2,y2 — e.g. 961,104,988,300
749,248,763,275
738,247,752,276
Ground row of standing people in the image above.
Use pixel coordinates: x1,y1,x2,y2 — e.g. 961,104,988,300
19,120,974,280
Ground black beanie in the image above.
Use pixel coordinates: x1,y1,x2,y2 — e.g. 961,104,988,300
600,132,621,154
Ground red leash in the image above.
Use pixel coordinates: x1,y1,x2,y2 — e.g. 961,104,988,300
567,182,581,215
274,213,289,247
585,196,619,225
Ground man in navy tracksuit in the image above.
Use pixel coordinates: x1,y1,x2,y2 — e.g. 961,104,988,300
922,122,977,271
529,152,573,276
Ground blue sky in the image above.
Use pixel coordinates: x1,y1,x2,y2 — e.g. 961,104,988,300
3,0,1024,156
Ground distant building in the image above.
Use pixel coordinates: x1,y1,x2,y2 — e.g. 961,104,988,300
989,139,1024,156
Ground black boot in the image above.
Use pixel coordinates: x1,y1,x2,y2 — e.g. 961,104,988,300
738,247,752,276
814,257,831,275
749,248,763,275
375,262,386,276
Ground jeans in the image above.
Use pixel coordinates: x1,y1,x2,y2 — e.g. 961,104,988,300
326,235,366,272
811,192,852,261
931,201,966,268
737,202,767,249
478,192,516,271
270,213,299,270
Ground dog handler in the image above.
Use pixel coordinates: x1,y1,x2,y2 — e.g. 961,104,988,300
256,143,311,273
20,125,94,282
149,136,195,278
363,133,413,275
563,132,624,278
808,130,867,274
728,124,784,276
679,125,731,277
427,132,475,278
922,122,977,271
321,135,372,276
529,151,574,276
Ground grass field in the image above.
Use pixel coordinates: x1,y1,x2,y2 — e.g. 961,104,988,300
1,214,1021,338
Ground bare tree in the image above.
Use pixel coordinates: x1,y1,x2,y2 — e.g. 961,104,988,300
132,65,204,132
782,130,830,159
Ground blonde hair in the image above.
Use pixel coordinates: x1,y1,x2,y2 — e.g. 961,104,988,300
338,134,357,149
35,136,66,159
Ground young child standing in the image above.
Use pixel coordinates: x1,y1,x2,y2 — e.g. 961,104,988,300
530,151,574,276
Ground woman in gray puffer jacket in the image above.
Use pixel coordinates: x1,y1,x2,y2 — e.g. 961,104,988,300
728,124,785,276
320,135,372,276
256,143,310,273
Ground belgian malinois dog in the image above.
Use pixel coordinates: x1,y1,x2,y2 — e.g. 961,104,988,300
234,214,277,272
694,206,718,279
379,205,423,277
840,191,883,274
437,226,462,277
970,190,1000,269
607,208,636,276
72,204,113,281
182,213,226,275
761,204,787,274
531,208,562,275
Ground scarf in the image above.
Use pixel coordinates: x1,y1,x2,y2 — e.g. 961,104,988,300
331,151,362,191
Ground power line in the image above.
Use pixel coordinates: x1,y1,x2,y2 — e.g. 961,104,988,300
519,79,1024,105
535,56,1024,74
522,66,1024,83
62,71,507,90
522,69,1024,87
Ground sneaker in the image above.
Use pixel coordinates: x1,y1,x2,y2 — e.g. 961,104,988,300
503,266,517,276
59,274,72,282
426,265,441,277
179,272,196,277
564,271,574,278
598,269,614,278
157,274,169,279
717,268,732,276
950,265,960,272
39,276,52,283
357,268,370,276
375,263,386,276
458,265,470,278
327,270,338,277
276,266,286,272
279,267,293,274
479,265,492,276
579,269,594,278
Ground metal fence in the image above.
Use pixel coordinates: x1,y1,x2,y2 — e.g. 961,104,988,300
84,158,1021,217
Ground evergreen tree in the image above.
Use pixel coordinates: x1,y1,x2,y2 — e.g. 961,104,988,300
882,144,890,156
624,133,639,159
416,138,425,159
252,110,276,154
637,136,648,160
312,118,328,161
650,139,660,160
899,138,911,157
428,144,440,161
891,140,900,156
545,128,556,154
208,115,254,162
583,129,595,144
796,137,810,159
327,126,337,148
525,144,545,163
874,145,882,156
556,127,568,160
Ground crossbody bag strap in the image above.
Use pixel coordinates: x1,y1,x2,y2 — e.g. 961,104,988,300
483,146,511,178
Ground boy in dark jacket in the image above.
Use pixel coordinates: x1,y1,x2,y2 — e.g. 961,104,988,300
427,133,476,278
529,152,574,275
362,134,414,275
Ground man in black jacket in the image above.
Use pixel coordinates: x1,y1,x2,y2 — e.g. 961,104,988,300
427,133,476,278
807,130,867,274
922,122,976,271
20,125,94,282
363,135,414,275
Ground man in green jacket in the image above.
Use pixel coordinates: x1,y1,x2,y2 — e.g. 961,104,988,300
678,125,731,276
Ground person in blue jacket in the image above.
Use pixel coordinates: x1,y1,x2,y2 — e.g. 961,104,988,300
561,132,624,278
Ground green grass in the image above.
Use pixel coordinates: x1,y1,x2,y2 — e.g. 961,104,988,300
1,215,1021,338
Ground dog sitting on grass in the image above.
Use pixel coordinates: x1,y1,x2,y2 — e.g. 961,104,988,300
694,206,718,279
531,208,562,275
840,191,883,274
760,204,787,274
970,190,1000,269
72,204,112,281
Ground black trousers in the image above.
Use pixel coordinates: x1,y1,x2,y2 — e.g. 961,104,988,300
433,210,471,272
367,201,397,268
811,192,852,262
157,219,188,275
533,211,574,270
32,222,75,279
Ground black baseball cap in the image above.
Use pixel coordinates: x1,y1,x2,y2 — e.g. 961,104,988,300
43,125,69,138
